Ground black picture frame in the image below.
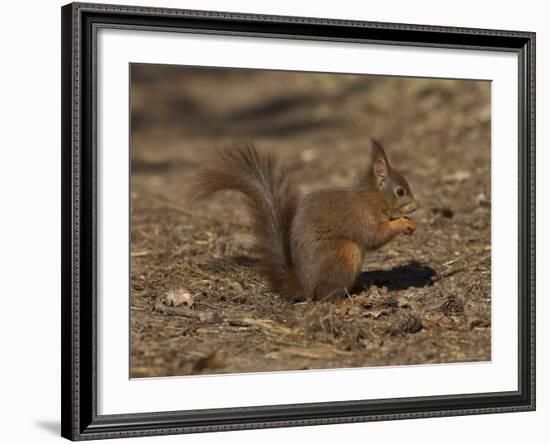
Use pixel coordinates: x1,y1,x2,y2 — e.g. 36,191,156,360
61,2,536,440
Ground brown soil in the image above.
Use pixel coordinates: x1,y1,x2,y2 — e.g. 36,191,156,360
130,64,491,378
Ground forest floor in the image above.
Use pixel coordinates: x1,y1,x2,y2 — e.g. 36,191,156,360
129,65,491,377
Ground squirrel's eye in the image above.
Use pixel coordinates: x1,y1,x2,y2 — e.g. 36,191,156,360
396,187,406,197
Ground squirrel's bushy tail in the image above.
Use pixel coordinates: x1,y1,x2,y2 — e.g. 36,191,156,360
189,144,299,296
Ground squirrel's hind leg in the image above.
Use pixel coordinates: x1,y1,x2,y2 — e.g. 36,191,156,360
312,240,363,301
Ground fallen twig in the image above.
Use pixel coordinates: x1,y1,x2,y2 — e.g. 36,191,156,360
154,300,220,323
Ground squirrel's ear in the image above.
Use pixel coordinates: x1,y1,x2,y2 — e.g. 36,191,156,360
370,138,390,187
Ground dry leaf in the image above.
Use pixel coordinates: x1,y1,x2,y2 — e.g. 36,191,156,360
165,288,194,307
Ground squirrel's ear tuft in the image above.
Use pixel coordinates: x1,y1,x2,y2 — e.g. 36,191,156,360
370,138,390,186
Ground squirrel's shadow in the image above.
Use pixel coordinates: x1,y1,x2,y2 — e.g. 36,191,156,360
354,261,437,292
224,257,437,293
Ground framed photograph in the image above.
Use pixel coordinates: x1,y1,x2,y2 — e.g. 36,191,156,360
61,2,535,440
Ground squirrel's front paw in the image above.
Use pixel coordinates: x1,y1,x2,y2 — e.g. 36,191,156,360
398,217,416,235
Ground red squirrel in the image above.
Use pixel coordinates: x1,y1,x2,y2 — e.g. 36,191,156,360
189,139,418,301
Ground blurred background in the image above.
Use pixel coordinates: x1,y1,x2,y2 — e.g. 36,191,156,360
130,64,491,377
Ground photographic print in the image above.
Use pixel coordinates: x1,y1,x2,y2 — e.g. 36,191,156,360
62,4,535,439
129,64,491,378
